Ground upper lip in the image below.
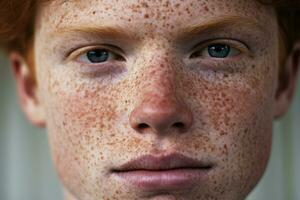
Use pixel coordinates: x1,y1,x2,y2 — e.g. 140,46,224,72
112,153,213,172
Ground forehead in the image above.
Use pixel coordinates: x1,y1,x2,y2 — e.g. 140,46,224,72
36,0,276,36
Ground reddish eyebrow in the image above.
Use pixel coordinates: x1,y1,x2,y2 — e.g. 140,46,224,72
177,16,266,42
53,25,137,41
53,16,265,43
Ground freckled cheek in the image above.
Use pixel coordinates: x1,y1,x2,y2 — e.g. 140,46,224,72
187,75,271,145
46,80,122,129
44,84,123,191
50,88,122,148
215,86,273,152
204,73,273,135
193,82,273,194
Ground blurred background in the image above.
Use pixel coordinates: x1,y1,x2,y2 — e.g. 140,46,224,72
0,51,299,200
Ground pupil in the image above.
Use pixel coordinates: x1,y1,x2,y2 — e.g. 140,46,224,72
208,44,230,58
87,50,109,63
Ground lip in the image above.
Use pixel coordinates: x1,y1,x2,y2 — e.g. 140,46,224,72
111,153,214,191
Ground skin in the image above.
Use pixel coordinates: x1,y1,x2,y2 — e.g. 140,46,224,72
9,0,300,200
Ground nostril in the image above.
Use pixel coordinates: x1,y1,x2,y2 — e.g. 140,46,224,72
138,123,149,130
173,122,185,129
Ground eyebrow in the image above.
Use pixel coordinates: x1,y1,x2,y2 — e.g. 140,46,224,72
53,16,265,42
177,16,266,42
53,25,136,41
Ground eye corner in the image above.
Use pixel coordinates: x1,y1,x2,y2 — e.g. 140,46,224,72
189,50,203,59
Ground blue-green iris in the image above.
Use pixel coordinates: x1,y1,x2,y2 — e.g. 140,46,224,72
87,50,109,63
207,44,230,58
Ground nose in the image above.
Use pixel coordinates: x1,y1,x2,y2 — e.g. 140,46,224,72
129,95,193,134
129,64,193,135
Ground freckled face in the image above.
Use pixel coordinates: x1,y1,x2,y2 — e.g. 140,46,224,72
34,0,279,199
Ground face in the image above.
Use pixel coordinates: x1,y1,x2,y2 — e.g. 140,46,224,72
32,0,279,199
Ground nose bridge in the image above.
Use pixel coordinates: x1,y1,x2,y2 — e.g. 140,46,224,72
141,53,178,97
129,53,193,135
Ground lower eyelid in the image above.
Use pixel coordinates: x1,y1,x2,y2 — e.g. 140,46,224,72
75,61,125,76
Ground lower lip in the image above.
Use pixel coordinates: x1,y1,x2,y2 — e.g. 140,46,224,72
113,168,210,191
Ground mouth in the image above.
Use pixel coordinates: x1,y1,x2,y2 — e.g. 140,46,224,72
111,153,214,191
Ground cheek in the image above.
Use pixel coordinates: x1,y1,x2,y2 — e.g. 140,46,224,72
209,81,273,169
214,91,273,198
43,77,124,196
183,68,275,196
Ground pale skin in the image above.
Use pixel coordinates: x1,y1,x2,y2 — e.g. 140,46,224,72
10,0,300,200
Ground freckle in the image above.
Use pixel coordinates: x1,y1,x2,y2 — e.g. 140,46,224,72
92,11,96,15
220,131,228,136
141,2,149,8
144,14,149,18
252,64,256,69
204,6,209,11
224,143,227,148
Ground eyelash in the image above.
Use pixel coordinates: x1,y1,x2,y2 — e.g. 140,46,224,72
69,39,249,65
78,49,123,64
189,39,249,59
68,45,125,65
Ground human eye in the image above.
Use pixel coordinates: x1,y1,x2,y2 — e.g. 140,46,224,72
190,39,248,59
64,45,126,78
76,47,125,64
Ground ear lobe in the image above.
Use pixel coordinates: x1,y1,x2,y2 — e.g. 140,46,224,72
274,42,300,119
9,52,46,128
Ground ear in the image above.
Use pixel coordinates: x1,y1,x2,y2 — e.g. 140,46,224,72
9,52,46,127
274,42,300,119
